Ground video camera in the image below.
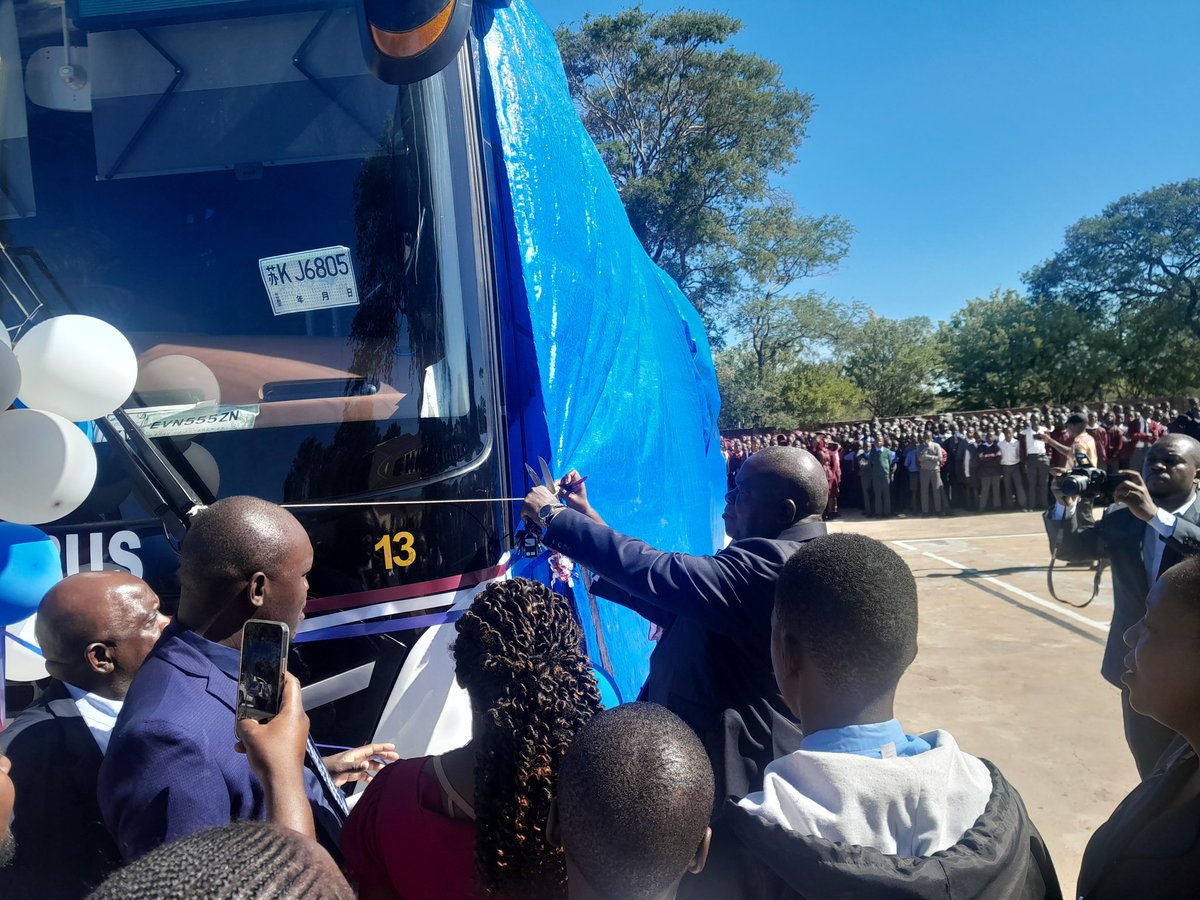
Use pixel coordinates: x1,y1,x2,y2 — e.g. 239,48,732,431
1054,466,1131,501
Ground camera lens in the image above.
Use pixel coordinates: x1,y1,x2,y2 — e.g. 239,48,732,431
1059,474,1088,497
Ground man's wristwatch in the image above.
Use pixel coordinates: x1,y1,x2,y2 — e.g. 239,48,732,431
538,503,565,529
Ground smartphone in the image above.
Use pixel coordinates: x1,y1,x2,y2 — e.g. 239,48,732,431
237,620,290,722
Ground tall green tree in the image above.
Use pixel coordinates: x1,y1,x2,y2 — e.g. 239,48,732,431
556,8,814,320
716,348,859,429
1106,302,1200,398
842,314,941,417
1026,179,1200,340
729,199,855,366
938,289,1113,407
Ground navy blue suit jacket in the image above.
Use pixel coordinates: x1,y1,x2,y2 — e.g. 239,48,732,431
543,511,824,797
98,621,344,860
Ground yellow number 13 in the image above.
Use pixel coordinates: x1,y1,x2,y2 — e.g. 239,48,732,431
374,532,417,570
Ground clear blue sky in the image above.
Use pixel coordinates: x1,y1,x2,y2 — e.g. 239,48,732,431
530,0,1200,322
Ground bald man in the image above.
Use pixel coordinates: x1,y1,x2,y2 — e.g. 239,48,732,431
98,497,392,864
522,447,828,798
0,572,166,896
1048,433,1200,777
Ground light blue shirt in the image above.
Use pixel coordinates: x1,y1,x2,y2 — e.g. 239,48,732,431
800,719,933,759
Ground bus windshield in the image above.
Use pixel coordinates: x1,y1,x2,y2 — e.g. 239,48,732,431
3,0,492,516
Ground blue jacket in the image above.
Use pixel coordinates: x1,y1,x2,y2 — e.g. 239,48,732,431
543,511,824,798
98,621,345,860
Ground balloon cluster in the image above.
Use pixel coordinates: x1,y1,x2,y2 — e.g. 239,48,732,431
0,315,138,525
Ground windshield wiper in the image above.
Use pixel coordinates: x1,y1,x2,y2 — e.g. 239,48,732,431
94,409,206,546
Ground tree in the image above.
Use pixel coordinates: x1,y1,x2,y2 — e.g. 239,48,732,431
1105,301,1200,399
842,314,941,417
1026,179,1200,340
729,199,855,367
556,8,814,320
938,289,1114,407
716,349,859,430
735,289,855,378
779,361,862,426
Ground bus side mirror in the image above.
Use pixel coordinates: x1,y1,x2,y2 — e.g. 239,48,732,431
359,0,474,85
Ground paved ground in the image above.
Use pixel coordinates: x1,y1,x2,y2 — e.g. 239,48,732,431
826,508,1135,897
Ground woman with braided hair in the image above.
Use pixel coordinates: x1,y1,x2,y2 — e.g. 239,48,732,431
340,577,604,900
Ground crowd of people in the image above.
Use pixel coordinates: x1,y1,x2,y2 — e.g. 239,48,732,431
1,433,1200,898
723,397,1200,519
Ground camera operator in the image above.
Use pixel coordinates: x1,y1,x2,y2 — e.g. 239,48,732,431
1045,434,1200,777
1043,413,1099,468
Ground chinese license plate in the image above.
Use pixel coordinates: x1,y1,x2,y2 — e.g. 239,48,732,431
259,246,360,316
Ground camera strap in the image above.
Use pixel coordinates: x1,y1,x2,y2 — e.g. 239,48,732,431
1046,530,1105,608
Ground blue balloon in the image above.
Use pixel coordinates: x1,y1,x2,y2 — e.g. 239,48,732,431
0,522,62,627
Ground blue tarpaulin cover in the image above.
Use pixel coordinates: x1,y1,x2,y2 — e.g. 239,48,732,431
479,0,727,702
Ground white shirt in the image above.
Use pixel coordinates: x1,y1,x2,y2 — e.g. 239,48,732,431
1021,427,1047,458
1145,494,1196,582
64,683,124,754
998,439,1020,466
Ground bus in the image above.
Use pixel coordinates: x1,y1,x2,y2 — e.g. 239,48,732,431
1,0,725,755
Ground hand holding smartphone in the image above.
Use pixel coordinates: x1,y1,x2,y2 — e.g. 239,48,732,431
234,672,316,838
237,620,290,722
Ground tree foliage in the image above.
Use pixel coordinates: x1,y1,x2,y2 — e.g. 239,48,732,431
842,314,941,417
556,8,814,320
736,289,856,377
1026,179,1200,340
938,289,1115,407
729,199,855,365
717,348,859,430
561,16,1200,424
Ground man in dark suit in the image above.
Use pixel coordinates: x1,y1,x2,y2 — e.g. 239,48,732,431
98,497,389,862
522,446,828,795
524,447,828,900
0,571,168,897
1046,433,1200,777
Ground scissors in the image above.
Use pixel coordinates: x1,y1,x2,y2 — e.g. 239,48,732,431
524,457,588,497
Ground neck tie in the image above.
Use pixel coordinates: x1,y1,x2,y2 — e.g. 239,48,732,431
1143,521,1160,584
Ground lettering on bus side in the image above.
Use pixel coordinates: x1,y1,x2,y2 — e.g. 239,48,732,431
48,531,144,579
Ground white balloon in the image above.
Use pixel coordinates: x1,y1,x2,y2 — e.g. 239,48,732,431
0,339,19,411
136,354,221,407
183,442,220,496
0,408,98,524
15,315,138,421
3,612,49,682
